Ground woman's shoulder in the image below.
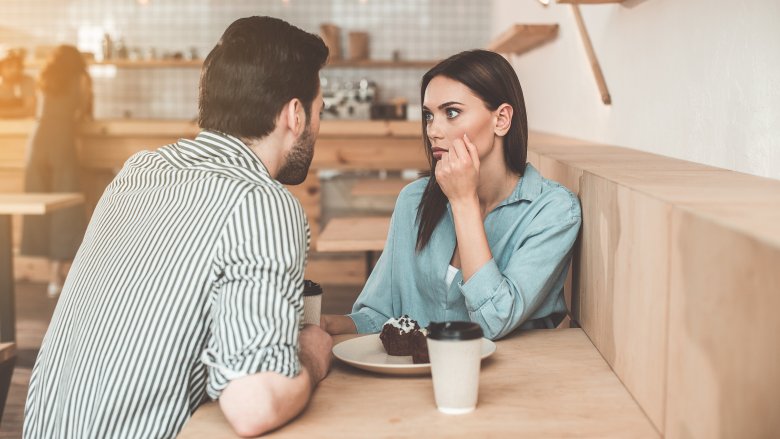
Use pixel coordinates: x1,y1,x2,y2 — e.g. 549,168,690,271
387,177,428,222
527,165,581,223
397,177,429,203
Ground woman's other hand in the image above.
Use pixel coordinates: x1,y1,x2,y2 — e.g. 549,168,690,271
320,314,357,335
435,134,480,206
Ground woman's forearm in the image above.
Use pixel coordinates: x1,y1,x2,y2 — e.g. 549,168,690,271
321,314,357,335
450,197,492,281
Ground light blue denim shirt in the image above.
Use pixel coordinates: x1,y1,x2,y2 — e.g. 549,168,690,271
347,163,582,340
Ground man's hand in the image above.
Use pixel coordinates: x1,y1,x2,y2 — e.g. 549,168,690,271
298,324,333,387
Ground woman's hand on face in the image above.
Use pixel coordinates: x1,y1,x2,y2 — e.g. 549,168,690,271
435,134,480,205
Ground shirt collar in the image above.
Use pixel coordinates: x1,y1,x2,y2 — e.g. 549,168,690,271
192,130,271,176
445,162,543,214
499,162,543,207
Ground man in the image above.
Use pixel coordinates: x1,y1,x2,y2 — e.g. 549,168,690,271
24,17,332,438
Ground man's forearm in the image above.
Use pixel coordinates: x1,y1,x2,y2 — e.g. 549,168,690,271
220,366,315,437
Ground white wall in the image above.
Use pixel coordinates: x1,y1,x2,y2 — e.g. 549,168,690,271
491,0,780,180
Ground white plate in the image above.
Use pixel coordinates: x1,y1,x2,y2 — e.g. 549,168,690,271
333,333,497,376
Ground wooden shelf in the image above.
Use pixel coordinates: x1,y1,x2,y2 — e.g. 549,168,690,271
28,58,438,70
326,59,438,69
487,24,559,55
92,59,202,68
27,59,203,69
558,0,624,3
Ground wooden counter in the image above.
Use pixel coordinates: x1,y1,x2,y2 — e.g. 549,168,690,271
0,119,426,284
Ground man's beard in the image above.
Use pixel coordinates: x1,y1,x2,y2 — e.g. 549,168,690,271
277,124,315,185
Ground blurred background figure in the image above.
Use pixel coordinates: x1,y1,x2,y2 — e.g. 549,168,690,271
21,44,92,297
0,48,36,118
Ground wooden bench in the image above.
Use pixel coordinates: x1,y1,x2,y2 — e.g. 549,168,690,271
526,131,780,437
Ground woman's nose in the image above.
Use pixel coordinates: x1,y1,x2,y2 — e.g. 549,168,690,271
427,119,444,140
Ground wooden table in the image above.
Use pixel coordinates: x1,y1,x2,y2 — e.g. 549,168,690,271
177,329,659,438
0,193,85,343
0,193,83,425
316,216,391,276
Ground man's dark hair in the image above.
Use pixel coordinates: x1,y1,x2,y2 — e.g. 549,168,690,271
198,16,329,139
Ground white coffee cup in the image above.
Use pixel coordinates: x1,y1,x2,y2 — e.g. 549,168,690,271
302,280,322,326
426,321,484,414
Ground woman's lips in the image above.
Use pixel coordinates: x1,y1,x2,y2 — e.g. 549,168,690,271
432,147,447,159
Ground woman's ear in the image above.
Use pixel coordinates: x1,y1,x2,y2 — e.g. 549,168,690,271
494,103,513,137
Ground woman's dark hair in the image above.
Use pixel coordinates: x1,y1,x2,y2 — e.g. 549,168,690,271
198,16,329,139
38,45,88,96
416,49,528,251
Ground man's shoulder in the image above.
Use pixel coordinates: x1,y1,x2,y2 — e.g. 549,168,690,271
240,183,305,217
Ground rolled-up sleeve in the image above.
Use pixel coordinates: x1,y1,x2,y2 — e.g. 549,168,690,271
202,188,309,399
460,214,581,340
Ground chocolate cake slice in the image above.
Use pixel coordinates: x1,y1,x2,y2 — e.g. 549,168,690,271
380,315,430,363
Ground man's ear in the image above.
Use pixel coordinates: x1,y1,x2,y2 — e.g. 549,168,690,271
285,98,306,136
494,103,513,137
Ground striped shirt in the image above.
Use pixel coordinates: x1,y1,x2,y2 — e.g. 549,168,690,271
24,131,309,438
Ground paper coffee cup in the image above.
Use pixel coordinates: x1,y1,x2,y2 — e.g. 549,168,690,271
427,321,483,414
302,279,323,326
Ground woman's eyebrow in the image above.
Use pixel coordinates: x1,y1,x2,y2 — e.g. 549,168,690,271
422,101,464,110
437,101,463,109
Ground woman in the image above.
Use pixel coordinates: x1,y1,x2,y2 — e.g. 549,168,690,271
323,50,581,340
0,50,36,118
21,45,92,297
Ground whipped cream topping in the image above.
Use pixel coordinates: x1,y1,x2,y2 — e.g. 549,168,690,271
384,314,420,334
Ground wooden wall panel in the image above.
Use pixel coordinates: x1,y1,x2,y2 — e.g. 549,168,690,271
576,171,669,431
665,208,780,438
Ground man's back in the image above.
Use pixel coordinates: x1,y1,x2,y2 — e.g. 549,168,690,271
23,131,309,438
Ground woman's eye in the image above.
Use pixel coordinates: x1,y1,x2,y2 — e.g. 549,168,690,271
445,108,460,119
423,111,433,122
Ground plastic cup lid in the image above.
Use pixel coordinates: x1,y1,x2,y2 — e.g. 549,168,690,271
303,279,323,296
427,321,483,341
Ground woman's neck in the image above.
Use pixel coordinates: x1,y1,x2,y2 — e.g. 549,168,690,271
476,147,520,216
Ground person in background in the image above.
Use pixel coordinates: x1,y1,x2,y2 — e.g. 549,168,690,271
19,45,92,297
24,17,332,439
322,50,582,340
0,49,36,118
